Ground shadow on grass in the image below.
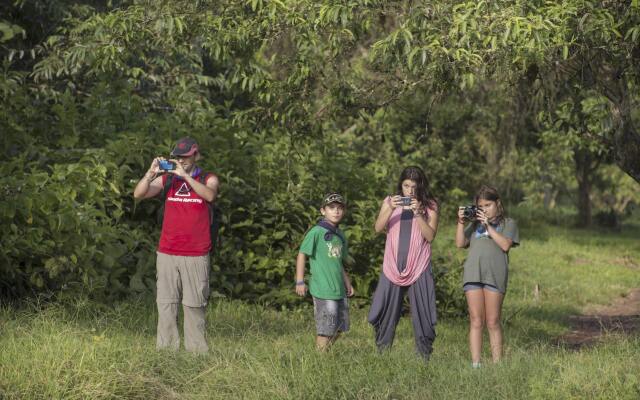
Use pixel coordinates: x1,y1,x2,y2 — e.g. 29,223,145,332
503,304,581,346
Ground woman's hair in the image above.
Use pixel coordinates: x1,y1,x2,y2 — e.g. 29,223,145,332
395,166,437,210
474,185,505,224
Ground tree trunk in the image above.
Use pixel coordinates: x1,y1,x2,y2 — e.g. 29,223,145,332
575,148,593,227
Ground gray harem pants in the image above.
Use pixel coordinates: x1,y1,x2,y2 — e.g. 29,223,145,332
156,252,210,353
367,269,437,358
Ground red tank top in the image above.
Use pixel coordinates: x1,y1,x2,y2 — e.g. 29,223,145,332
158,173,211,256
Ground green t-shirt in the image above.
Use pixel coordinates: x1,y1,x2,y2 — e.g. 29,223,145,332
462,218,519,293
299,225,348,300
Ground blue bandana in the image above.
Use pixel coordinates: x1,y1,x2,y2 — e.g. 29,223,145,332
475,222,502,238
317,219,345,245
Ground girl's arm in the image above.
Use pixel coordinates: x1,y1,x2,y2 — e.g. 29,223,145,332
455,207,470,248
477,210,513,252
374,196,400,233
486,225,514,252
295,253,307,296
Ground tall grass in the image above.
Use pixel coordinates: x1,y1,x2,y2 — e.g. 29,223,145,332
1,222,639,399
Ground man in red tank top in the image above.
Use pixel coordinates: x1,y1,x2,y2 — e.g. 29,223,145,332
134,137,219,353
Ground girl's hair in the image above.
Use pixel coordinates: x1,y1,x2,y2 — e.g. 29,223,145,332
474,185,505,224
395,166,437,210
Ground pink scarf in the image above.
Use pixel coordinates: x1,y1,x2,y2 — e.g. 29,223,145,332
382,197,436,286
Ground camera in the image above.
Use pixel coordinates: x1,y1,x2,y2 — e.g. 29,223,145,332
158,160,176,171
462,205,478,219
399,196,412,206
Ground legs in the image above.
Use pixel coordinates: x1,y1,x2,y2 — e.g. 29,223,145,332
157,302,180,350
314,298,349,351
465,287,505,363
465,289,485,364
184,305,208,353
156,303,208,353
367,274,404,351
407,269,437,359
156,252,210,352
156,252,182,351
368,271,436,358
484,289,504,362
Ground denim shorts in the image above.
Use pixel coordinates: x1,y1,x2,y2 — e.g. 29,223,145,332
313,297,350,337
463,282,503,294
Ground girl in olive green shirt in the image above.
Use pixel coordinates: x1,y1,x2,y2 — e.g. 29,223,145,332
455,185,519,368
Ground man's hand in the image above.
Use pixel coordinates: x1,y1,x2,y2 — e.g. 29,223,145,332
147,157,163,176
168,158,188,178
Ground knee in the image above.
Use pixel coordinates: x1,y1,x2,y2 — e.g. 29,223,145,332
486,317,501,331
469,316,484,330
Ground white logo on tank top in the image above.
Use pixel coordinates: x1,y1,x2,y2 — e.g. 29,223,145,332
175,182,191,197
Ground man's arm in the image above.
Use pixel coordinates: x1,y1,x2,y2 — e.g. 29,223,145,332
187,173,219,203
133,158,164,200
171,162,219,203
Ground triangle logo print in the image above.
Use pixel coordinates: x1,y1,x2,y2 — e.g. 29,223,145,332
175,182,191,197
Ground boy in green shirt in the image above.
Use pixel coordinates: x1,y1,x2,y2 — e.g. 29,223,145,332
295,192,354,351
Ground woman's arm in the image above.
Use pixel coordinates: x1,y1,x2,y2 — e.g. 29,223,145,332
374,196,399,233
413,206,438,242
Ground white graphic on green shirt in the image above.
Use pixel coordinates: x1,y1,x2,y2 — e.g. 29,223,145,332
327,242,342,258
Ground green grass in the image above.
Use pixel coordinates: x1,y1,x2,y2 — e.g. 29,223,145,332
1,222,640,399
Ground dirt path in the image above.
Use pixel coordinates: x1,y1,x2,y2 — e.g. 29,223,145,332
557,288,640,349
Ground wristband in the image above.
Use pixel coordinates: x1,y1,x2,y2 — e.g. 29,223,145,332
295,280,305,286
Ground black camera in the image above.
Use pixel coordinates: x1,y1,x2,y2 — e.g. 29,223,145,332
462,205,478,219
399,196,412,206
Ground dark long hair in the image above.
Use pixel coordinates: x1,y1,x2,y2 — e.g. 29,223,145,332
474,185,505,225
395,166,437,210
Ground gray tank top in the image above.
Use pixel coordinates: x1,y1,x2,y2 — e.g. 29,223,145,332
396,209,414,272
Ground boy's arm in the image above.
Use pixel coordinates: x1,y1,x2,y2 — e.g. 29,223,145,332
295,252,307,296
342,268,354,297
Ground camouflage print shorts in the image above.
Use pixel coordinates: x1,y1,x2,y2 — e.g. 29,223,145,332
313,297,350,337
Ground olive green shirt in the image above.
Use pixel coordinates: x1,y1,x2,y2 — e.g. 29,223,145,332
462,218,519,293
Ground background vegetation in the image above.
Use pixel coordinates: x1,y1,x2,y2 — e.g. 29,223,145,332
1,1,639,313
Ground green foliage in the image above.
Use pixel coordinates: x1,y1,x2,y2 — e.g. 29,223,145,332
0,150,143,298
1,0,639,315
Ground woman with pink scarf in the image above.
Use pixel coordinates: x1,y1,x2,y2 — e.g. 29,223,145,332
368,166,439,360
